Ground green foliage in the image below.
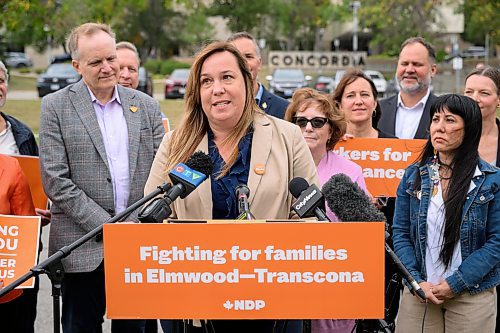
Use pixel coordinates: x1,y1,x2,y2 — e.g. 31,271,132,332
435,49,448,63
178,5,215,54
143,59,163,74
17,67,31,74
462,0,499,46
144,59,190,76
263,0,336,51
160,60,190,76
359,0,441,56
207,0,271,33
1,0,213,58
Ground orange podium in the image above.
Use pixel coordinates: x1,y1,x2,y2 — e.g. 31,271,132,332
103,222,385,319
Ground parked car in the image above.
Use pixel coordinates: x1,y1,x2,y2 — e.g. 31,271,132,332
460,46,486,58
266,69,312,98
332,69,387,97
165,68,190,99
313,75,335,93
332,70,346,91
385,75,400,97
364,70,388,97
51,53,72,64
137,67,153,96
4,52,33,68
37,63,81,97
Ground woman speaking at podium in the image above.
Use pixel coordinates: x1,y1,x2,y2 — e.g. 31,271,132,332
144,41,318,333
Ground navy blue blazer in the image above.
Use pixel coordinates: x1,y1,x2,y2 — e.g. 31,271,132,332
258,85,289,119
377,93,437,139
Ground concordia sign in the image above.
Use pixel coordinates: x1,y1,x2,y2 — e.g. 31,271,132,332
269,51,367,69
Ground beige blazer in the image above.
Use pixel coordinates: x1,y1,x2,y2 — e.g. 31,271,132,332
144,112,319,220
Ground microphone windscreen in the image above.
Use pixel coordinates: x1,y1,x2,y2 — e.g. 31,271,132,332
289,177,309,198
185,151,214,177
322,173,386,223
235,184,250,197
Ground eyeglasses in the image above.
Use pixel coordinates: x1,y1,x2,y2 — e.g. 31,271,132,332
293,116,329,129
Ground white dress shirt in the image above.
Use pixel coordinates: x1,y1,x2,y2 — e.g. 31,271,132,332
395,89,431,139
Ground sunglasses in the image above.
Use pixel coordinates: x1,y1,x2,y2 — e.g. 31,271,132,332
293,116,329,129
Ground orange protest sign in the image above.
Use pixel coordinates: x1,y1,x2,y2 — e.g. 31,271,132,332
162,118,171,132
0,215,41,288
334,138,426,197
13,155,48,210
104,222,385,319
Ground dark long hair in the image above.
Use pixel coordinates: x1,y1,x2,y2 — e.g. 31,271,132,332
418,94,482,269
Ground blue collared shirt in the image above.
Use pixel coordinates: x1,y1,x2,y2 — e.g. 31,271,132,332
208,127,253,219
255,83,264,106
88,86,130,214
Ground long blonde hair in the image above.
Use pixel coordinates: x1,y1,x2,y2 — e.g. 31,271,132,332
166,41,257,177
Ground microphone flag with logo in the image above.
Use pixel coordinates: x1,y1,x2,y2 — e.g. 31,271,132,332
139,151,213,223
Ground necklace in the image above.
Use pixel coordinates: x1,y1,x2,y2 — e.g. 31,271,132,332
429,149,440,197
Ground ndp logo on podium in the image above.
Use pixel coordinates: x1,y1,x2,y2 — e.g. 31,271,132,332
223,299,266,311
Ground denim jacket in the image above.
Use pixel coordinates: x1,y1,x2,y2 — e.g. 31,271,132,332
393,158,500,295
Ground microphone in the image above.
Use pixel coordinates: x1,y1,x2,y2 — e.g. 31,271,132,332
289,177,330,222
322,173,426,301
322,173,386,223
139,151,213,223
235,185,255,220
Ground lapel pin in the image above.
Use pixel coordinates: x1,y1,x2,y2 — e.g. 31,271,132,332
262,102,268,109
130,106,138,113
254,164,265,175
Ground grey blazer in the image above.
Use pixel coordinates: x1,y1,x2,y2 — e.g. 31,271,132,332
39,80,164,272
378,93,437,139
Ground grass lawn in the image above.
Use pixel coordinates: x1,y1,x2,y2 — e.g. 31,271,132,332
8,75,38,91
4,100,42,134
4,99,186,138
5,73,500,136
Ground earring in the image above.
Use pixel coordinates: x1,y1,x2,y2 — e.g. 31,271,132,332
430,148,440,197
372,110,376,118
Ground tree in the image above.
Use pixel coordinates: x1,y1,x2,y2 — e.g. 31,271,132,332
207,0,271,33
462,0,499,47
0,0,213,59
262,0,335,51
358,0,442,56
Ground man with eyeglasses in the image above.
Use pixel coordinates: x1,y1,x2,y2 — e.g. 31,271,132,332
39,22,164,333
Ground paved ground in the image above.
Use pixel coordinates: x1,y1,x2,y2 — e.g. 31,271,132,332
35,227,115,332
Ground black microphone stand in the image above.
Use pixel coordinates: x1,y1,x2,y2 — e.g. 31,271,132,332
0,183,172,333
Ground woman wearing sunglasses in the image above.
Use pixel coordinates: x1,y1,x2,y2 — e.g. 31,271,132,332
285,87,368,333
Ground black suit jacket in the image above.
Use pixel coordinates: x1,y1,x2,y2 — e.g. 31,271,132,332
378,93,437,139
258,85,290,119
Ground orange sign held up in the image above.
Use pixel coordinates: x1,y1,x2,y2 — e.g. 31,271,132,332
104,222,385,319
0,215,41,288
334,138,426,197
13,155,48,210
